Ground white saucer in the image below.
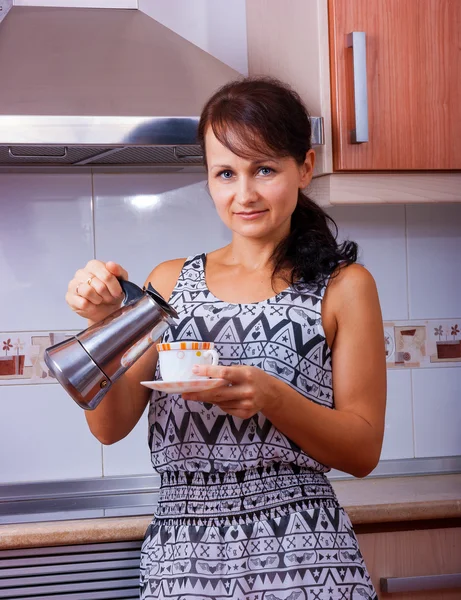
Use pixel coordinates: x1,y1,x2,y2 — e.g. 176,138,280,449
140,378,226,394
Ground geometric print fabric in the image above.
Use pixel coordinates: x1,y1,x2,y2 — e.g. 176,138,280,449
148,254,334,474
141,255,377,599
140,498,377,599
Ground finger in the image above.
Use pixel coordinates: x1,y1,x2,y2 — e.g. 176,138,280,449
218,403,257,420
65,291,100,319
215,400,251,411
105,261,129,282
84,276,115,305
86,260,124,300
71,274,106,305
182,385,236,403
191,364,247,383
68,276,103,305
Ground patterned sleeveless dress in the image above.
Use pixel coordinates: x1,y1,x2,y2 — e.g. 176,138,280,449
140,254,377,600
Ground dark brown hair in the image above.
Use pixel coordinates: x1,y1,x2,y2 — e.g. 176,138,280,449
197,76,357,287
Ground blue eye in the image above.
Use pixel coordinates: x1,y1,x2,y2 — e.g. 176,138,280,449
219,170,233,179
258,167,273,176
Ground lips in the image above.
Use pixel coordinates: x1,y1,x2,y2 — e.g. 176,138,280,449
234,210,268,220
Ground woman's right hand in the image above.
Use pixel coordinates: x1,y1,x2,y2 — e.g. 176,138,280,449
66,260,129,325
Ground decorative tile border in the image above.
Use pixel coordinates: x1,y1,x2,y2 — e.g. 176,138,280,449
384,319,461,369
0,331,78,385
1,318,459,384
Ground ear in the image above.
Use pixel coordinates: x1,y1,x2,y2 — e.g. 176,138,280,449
299,149,315,188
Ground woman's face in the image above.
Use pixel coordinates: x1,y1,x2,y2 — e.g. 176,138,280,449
205,127,315,242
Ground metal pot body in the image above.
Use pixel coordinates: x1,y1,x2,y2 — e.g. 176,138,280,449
44,280,177,410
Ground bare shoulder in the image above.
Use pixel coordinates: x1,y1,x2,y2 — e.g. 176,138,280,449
329,263,377,295
330,263,376,293
324,263,381,323
144,258,186,302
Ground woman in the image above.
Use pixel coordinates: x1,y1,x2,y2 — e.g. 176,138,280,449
67,77,386,600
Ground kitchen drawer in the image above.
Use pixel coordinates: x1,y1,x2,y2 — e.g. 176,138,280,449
357,526,461,600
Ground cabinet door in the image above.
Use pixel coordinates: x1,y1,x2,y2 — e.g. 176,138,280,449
357,527,461,600
329,0,461,171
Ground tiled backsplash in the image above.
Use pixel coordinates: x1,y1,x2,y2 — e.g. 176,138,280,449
384,319,461,368
2,318,459,387
0,172,460,484
0,331,76,384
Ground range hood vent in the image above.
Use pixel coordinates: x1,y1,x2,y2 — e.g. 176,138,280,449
0,143,204,167
0,6,324,168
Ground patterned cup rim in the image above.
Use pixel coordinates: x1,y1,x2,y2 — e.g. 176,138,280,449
157,341,214,352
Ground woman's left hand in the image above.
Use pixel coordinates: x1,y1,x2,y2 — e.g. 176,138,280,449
182,365,282,419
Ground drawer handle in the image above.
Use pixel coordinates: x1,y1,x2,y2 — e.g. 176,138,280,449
346,31,369,143
381,573,461,593
8,146,68,159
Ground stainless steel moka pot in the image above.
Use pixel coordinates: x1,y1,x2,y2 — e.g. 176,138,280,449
44,280,178,410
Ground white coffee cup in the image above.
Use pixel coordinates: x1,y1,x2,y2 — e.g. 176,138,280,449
156,341,220,381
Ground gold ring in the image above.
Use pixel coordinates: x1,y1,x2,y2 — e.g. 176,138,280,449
87,276,94,286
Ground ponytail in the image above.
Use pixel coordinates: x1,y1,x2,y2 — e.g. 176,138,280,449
272,191,358,287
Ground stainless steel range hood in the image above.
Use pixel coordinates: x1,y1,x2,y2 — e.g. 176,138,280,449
0,6,324,168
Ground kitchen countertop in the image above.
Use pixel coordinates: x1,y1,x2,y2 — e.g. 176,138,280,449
1,473,460,550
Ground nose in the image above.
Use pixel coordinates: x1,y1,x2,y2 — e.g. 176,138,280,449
236,176,258,206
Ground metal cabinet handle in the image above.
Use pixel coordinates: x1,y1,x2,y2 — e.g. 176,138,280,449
173,147,203,161
8,146,68,159
346,31,369,143
381,573,461,593
310,117,324,146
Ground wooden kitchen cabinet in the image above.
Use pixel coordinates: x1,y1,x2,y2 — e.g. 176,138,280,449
247,0,461,201
329,0,461,171
357,524,461,600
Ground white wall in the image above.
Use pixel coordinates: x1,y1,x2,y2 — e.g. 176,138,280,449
0,169,460,485
138,0,248,75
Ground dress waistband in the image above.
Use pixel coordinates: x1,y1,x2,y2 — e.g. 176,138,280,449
156,463,338,520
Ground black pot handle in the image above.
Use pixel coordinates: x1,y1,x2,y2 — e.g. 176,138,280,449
118,278,144,306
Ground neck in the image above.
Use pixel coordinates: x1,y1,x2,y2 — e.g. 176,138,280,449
224,221,290,272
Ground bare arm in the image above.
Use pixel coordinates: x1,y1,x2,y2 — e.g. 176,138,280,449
66,258,184,444
262,264,387,476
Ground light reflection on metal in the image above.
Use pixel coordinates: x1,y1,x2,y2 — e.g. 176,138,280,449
0,116,325,146
0,116,201,146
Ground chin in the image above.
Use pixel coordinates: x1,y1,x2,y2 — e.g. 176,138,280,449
234,225,279,241
232,218,269,232
231,215,290,239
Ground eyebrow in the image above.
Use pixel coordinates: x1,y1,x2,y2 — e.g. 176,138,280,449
210,158,279,170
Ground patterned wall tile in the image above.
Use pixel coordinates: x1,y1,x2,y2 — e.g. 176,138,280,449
0,331,78,385
384,319,461,369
